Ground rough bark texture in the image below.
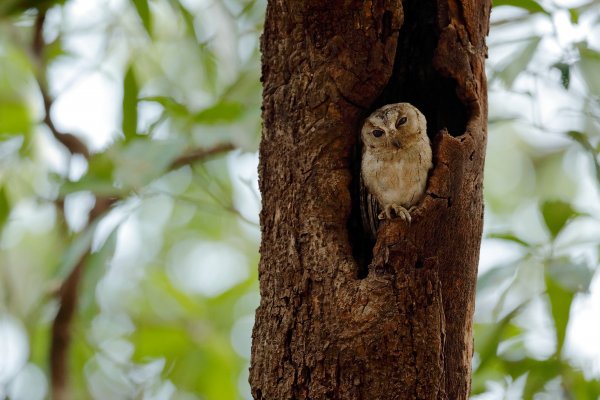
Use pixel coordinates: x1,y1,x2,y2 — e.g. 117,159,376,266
251,0,490,399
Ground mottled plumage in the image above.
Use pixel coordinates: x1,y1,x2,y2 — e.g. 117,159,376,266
360,103,432,230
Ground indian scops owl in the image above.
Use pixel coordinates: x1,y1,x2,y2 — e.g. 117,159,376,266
360,103,432,234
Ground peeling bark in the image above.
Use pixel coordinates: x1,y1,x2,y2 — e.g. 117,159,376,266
251,1,490,399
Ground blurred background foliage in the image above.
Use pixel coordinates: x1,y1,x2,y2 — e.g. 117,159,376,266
0,0,598,399
476,0,600,398
1,0,262,398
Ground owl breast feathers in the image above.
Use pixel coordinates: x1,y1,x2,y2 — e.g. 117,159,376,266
360,103,432,225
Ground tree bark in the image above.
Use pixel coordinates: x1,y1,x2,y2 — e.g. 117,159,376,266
251,1,490,399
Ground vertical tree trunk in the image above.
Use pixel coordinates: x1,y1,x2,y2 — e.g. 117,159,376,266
251,1,490,399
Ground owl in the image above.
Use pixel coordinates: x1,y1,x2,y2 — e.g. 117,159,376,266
360,103,432,233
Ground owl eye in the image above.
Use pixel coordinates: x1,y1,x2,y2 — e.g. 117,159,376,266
396,116,408,127
372,129,384,138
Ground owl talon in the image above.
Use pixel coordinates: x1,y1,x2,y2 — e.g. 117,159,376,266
393,205,411,224
378,204,411,223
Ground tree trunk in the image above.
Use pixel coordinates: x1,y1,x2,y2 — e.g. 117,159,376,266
250,1,490,399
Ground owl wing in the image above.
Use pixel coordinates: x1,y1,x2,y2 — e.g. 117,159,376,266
359,172,380,242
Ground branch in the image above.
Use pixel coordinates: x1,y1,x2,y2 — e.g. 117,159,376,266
33,10,97,398
33,10,90,159
169,143,235,170
32,8,45,58
49,196,117,400
49,255,84,400
41,92,90,158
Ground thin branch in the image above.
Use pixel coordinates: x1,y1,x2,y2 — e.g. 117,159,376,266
32,9,46,58
33,9,90,159
168,191,259,227
490,13,533,27
169,143,235,170
43,110,91,158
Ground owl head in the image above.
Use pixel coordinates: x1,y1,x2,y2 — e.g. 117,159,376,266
361,103,427,151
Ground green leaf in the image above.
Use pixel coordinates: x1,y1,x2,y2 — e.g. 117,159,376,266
540,200,579,239
113,139,186,189
131,325,238,399
59,152,118,196
133,326,191,361
545,257,594,356
488,232,531,247
567,130,600,185
568,2,600,25
0,186,9,229
142,269,206,316
0,134,24,156
238,0,258,17
60,179,120,196
56,218,101,278
545,257,593,356
498,37,542,87
477,262,519,294
45,36,69,62
199,43,218,94
569,8,580,24
567,130,595,152
499,357,562,397
122,65,139,141
502,358,562,398
493,0,549,14
547,257,594,293
551,62,570,89
545,274,573,356
79,227,119,314
193,102,245,124
140,96,189,117
0,97,31,135
563,368,600,399
577,43,600,96
87,152,116,182
474,306,524,372
174,1,196,34
471,359,506,395
132,0,152,36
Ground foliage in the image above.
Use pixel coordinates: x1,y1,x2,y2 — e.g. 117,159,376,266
474,0,600,398
0,0,599,399
0,0,263,399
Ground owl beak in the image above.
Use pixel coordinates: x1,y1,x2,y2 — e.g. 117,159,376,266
392,138,402,148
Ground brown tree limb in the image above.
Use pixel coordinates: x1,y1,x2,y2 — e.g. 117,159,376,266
49,255,85,400
32,9,45,58
40,88,90,159
168,143,235,170
33,9,90,159
49,196,117,400
31,11,93,399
